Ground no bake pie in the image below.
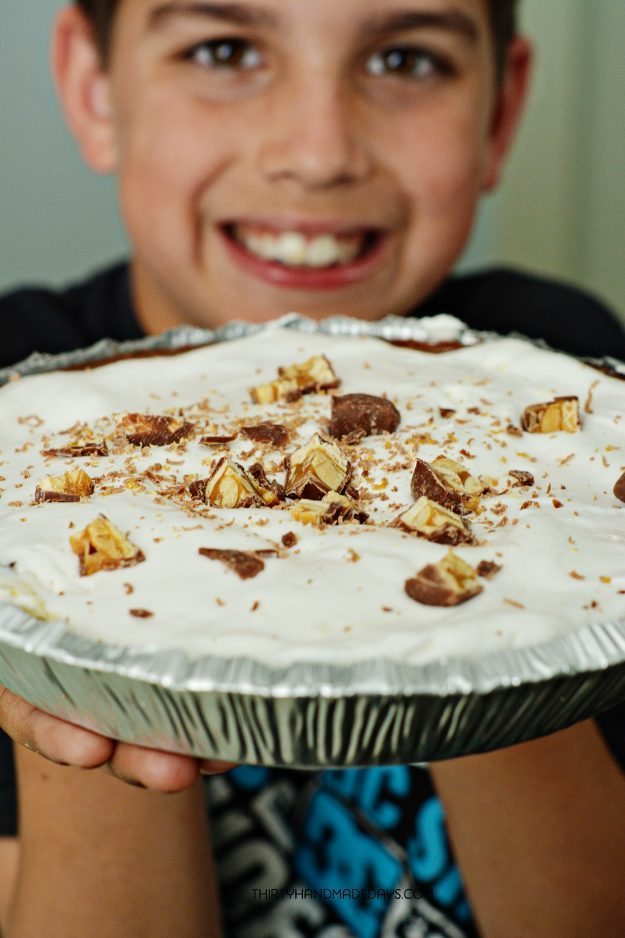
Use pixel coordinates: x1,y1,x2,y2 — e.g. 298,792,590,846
1,319,624,667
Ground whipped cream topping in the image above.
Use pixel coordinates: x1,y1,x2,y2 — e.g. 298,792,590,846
1,321,624,667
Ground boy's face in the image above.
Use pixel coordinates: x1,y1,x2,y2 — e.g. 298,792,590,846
60,0,529,333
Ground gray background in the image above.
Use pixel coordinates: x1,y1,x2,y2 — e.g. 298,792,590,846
1,1,624,318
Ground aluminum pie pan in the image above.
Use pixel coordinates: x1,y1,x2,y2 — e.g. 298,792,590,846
1,313,625,767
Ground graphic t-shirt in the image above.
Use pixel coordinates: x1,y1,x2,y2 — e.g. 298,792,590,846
2,263,625,937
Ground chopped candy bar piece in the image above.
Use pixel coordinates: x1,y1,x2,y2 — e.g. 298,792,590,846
35,469,94,503
395,496,475,545
70,515,145,577
285,434,350,500
290,492,368,527
117,413,192,446
250,355,338,403
521,397,580,433
405,550,483,606
411,455,484,515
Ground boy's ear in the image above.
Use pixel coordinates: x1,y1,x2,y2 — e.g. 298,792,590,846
51,5,117,174
482,37,533,192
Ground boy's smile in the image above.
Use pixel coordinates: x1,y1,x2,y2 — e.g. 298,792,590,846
57,0,529,334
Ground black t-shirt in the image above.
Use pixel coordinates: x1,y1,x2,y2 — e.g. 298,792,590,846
2,264,625,938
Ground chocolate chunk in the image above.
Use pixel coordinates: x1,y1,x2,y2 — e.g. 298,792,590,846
118,413,192,446
405,551,483,606
42,442,108,458
129,608,154,619
476,560,502,579
614,471,625,503
508,470,535,487
241,423,289,446
439,408,456,418
328,394,400,440
199,548,265,580
282,531,298,548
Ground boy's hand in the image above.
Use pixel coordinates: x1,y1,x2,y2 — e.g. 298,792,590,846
0,685,234,791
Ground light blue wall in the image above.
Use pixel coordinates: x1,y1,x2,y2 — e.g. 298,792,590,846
0,2,127,292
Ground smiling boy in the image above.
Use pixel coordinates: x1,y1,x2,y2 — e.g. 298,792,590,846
2,1,625,936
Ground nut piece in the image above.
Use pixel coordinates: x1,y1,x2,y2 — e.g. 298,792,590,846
329,394,401,440
614,471,625,504
395,496,475,545
70,515,145,577
405,550,483,606
521,397,581,433
290,492,368,527
285,434,350,500
250,355,339,403
241,423,289,447
411,456,484,515
198,548,265,580
117,413,192,446
35,469,94,503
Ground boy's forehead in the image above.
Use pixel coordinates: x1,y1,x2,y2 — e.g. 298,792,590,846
124,0,490,35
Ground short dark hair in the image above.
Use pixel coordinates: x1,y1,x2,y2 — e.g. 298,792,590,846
77,0,520,78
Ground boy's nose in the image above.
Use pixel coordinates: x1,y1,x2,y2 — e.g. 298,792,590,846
256,80,374,190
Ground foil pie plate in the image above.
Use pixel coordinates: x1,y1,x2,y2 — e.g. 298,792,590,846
1,314,625,768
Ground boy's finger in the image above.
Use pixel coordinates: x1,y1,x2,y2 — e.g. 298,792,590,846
0,684,114,768
107,742,202,793
198,759,237,776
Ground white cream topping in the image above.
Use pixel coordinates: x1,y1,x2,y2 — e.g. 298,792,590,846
1,323,624,667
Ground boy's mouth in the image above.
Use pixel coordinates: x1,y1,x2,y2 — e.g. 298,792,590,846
223,222,381,269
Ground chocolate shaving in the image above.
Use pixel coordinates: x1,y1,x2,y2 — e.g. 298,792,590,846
241,423,289,446
129,608,154,618
118,414,192,447
42,443,108,458
199,548,265,580
199,434,238,445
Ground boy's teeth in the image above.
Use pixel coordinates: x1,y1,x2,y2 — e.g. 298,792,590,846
236,228,365,267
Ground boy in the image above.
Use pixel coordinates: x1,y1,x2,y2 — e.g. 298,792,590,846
1,1,625,935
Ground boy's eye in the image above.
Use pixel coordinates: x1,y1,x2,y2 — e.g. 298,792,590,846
365,46,451,80
186,38,262,71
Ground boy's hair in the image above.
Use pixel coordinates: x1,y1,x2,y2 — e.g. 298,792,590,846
76,0,519,79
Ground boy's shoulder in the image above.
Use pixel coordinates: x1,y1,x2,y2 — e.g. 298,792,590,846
0,262,141,369
419,267,625,360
